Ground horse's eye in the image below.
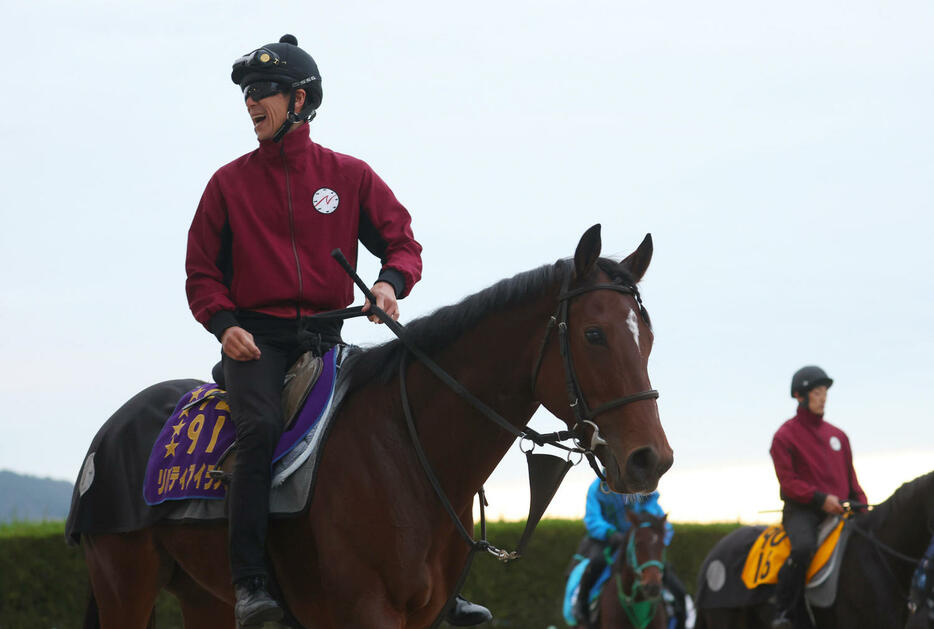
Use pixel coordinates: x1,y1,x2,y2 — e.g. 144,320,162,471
585,327,606,346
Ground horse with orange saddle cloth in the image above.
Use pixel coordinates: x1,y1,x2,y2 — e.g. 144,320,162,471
695,472,934,629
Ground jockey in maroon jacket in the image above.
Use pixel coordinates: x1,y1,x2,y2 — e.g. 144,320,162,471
768,366,867,629
185,34,488,628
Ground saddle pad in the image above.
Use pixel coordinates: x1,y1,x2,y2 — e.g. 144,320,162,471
741,516,845,589
805,518,853,608
143,347,338,505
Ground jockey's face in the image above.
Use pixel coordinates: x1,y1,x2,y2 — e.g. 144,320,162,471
804,385,828,415
244,88,306,141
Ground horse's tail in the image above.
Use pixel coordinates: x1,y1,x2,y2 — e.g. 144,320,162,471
82,589,99,629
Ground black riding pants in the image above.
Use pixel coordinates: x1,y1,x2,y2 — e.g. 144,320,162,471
774,501,822,618
578,537,609,613
222,312,340,583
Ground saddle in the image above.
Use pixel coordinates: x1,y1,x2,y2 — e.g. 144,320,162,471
697,515,853,611
142,349,335,505
740,514,847,589
212,351,323,477
211,351,323,432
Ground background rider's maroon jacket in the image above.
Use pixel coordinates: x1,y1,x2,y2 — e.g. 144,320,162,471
769,407,867,509
186,127,422,335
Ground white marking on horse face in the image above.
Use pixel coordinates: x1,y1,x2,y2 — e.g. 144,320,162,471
626,308,641,354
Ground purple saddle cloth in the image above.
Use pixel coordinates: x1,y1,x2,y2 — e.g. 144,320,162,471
143,347,338,505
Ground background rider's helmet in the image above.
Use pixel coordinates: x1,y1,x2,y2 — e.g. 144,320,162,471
790,365,834,398
231,34,323,117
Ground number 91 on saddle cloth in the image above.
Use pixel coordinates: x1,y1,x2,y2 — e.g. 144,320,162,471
741,514,848,589
142,349,333,505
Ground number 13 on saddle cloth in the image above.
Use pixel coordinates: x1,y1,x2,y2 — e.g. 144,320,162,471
741,515,848,589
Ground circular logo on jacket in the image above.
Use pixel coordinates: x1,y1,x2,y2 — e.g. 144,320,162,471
829,436,842,451
313,188,339,214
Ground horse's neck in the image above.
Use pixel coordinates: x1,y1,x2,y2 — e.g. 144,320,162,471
871,476,934,568
404,297,553,508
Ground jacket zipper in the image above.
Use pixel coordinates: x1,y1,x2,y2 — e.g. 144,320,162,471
281,145,303,319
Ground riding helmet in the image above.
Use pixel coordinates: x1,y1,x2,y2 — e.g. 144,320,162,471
231,34,323,114
790,365,834,398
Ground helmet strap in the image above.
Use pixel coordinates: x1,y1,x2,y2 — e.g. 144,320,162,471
272,89,316,143
271,91,298,143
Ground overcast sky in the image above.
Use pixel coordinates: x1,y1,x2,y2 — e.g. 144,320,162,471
1,0,931,522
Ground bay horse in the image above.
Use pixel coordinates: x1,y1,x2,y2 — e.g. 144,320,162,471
695,471,934,629
598,511,670,629
79,225,673,629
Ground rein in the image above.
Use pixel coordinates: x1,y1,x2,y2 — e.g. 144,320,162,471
329,250,660,627
850,521,926,605
851,524,925,566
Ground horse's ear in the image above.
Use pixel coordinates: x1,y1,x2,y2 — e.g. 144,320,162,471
620,233,653,283
626,509,640,526
574,224,602,278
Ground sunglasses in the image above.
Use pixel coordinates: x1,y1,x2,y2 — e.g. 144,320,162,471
242,81,289,102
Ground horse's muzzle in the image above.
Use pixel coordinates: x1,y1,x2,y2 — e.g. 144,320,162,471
625,446,673,492
641,582,662,599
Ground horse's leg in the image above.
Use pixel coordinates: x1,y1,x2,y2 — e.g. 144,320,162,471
83,530,172,629
165,566,236,628
153,522,236,605
598,584,622,628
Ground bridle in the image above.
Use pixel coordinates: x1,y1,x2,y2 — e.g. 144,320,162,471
530,267,659,477
329,252,661,533
329,250,662,628
387,262,661,549
612,520,667,629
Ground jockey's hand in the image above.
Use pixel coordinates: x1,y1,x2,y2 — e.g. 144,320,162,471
363,281,399,324
822,494,845,515
221,326,261,361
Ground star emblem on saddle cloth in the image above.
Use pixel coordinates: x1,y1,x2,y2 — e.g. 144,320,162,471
172,419,187,436
164,438,180,458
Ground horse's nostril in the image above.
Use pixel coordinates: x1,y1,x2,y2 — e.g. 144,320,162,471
626,446,659,482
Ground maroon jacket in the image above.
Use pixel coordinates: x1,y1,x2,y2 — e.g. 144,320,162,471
770,407,867,509
186,126,422,336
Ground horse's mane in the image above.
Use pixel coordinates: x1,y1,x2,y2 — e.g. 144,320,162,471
341,257,636,392
863,470,934,531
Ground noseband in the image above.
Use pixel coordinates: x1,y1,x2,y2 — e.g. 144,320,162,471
530,270,659,465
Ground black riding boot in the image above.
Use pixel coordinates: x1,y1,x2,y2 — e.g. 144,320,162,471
234,576,283,629
772,556,807,629
445,595,493,626
577,562,599,628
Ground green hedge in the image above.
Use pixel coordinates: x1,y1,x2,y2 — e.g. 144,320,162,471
0,519,740,629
